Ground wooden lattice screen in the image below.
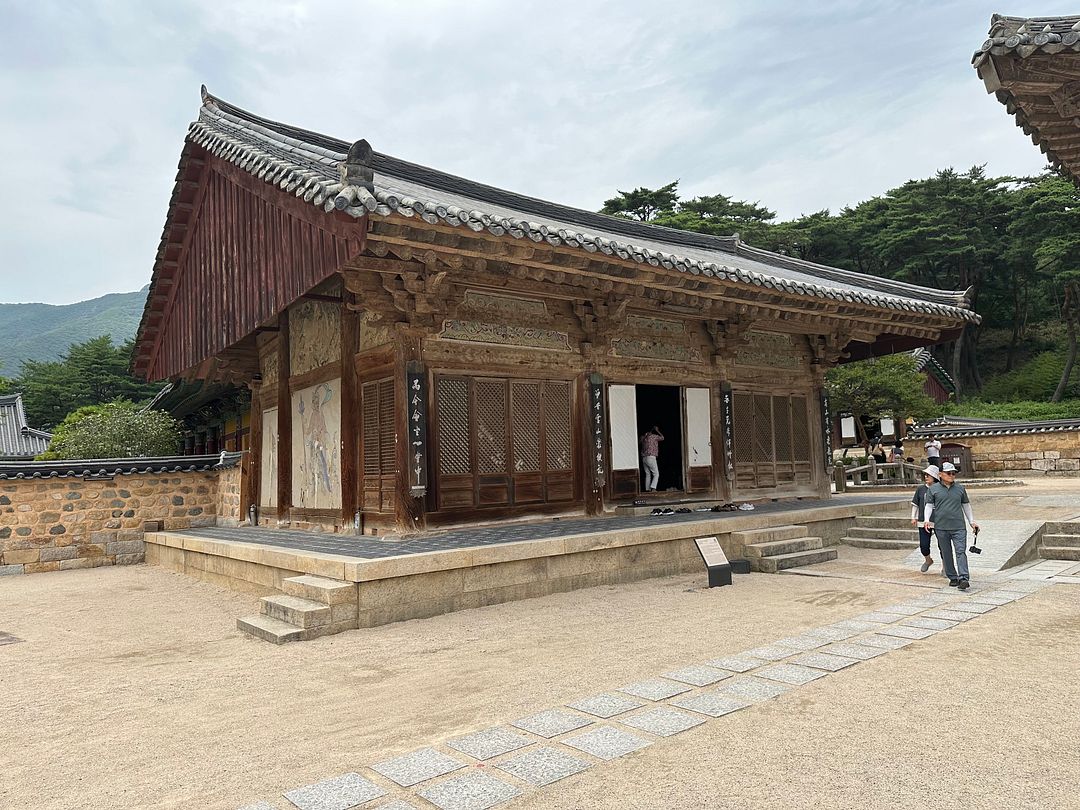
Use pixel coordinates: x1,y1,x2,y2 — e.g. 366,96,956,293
732,390,813,489
361,378,396,512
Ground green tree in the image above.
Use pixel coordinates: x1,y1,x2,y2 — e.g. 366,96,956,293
43,401,180,460
601,181,680,221
826,355,942,444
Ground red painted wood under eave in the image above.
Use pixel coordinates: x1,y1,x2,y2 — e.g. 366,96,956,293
144,154,365,381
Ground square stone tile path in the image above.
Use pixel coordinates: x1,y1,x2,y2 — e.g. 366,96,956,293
283,773,385,810
922,609,977,622
774,634,831,651
418,771,522,810
947,602,997,615
850,633,915,650
671,690,751,718
875,604,925,617
618,679,691,701
876,625,937,640
755,663,829,685
567,693,644,719
790,652,859,672
373,803,420,810
512,709,592,738
804,626,863,642
854,612,903,624
900,617,959,631
819,642,889,660
744,644,798,661
662,664,734,686
563,726,652,760
830,619,889,633
705,655,765,673
496,746,591,787
448,728,534,761
968,594,1017,606
619,707,705,737
372,748,466,787
720,676,793,703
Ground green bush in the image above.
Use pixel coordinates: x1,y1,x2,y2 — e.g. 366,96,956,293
980,351,1078,402
948,399,1080,421
40,401,181,460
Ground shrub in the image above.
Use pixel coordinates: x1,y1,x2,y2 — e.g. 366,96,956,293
41,401,181,459
947,399,1080,421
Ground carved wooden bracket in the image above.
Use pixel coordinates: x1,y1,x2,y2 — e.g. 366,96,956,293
809,330,853,368
574,295,628,354
705,318,755,364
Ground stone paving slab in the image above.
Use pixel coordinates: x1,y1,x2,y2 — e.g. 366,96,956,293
618,707,706,737
875,625,937,640
495,746,591,787
447,728,534,761
773,634,832,651
819,642,889,660
853,611,902,624
373,802,420,810
922,609,977,622
661,664,734,686
617,678,692,701
418,771,522,810
562,726,652,760
876,604,925,617
743,644,798,661
900,616,959,631
850,633,915,650
566,693,645,718
704,655,764,673
755,663,829,685
512,709,593,738
720,676,793,703
372,748,467,787
945,601,997,615
830,619,889,633
805,625,863,642
282,773,386,810
670,689,751,718
789,652,859,672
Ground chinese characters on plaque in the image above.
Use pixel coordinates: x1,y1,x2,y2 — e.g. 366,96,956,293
589,373,606,488
406,363,428,496
720,383,735,480
819,388,832,471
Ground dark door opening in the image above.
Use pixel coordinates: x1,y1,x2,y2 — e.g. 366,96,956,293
635,384,684,493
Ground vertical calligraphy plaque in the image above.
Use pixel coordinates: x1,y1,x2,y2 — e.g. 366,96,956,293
720,382,735,481
406,361,428,496
589,373,607,489
819,388,832,472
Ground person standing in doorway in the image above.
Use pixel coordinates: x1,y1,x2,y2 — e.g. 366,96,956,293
640,425,664,492
924,462,980,591
924,434,942,466
910,465,939,573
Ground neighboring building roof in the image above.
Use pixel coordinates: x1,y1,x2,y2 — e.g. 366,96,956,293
911,348,956,393
0,394,52,459
973,14,1080,183
911,415,1080,438
0,451,242,480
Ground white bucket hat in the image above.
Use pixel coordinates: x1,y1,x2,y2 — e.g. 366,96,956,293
940,462,958,473
922,465,940,480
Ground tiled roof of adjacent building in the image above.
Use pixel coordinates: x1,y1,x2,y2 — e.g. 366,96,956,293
167,88,979,324
911,415,1080,438
0,394,52,460
0,451,243,480
911,348,956,392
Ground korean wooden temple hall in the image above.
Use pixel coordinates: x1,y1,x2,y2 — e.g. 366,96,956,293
133,89,979,536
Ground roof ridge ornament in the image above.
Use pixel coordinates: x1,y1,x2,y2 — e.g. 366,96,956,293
340,139,375,190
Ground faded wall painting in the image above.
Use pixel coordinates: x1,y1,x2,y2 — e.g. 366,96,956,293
260,408,279,508
291,379,342,509
290,299,341,376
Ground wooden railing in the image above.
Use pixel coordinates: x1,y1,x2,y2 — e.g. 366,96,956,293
833,459,926,492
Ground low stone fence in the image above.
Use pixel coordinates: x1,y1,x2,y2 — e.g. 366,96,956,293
966,433,1080,477
0,455,243,576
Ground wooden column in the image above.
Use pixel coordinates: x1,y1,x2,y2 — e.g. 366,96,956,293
394,330,427,534
276,311,292,519
243,383,263,523
340,295,361,527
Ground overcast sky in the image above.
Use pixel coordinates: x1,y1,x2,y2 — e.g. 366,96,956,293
1,0,1074,304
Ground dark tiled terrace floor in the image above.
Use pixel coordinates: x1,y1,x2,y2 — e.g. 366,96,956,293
178,494,904,561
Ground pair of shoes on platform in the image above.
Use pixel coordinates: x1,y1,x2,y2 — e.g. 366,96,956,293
675,507,691,514
650,507,675,516
710,503,738,512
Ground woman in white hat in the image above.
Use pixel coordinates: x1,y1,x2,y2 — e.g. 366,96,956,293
910,465,940,573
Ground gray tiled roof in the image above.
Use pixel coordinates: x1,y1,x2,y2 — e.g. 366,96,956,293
972,14,1080,57
182,88,978,323
0,394,51,460
911,416,1080,438
0,451,242,480
911,348,956,391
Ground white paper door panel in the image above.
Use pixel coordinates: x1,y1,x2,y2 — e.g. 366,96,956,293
608,384,639,470
685,387,711,467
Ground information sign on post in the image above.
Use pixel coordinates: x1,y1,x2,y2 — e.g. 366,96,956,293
406,361,428,497
694,536,732,588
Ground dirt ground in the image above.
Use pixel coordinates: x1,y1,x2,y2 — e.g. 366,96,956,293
1,481,1078,809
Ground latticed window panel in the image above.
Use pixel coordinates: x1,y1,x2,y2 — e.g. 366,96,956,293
437,377,471,476
377,379,395,473
791,396,811,462
361,380,381,476
543,381,572,471
733,392,755,464
753,395,773,463
474,378,508,474
511,382,541,473
773,396,792,462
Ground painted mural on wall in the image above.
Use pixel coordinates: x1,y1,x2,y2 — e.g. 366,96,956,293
291,379,342,509
260,408,278,508
359,310,393,351
734,331,800,369
290,299,341,376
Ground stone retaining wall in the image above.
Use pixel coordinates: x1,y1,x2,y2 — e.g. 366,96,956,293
0,468,241,576
965,432,1080,477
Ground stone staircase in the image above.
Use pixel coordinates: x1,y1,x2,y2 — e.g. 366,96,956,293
842,516,920,550
731,524,837,573
1040,522,1080,561
237,574,358,644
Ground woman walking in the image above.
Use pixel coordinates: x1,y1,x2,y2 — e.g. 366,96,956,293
910,465,939,573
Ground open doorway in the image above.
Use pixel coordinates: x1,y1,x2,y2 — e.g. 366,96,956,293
635,384,684,493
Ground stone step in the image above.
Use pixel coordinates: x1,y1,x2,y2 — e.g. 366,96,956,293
1041,522,1080,535
731,525,808,545
261,594,331,628
282,574,355,605
744,536,823,558
847,526,919,540
842,536,920,550
1041,546,1080,561
854,516,915,529
237,614,304,645
1042,534,1080,548
756,548,838,573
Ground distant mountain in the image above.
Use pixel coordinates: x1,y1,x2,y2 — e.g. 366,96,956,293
0,287,147,377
